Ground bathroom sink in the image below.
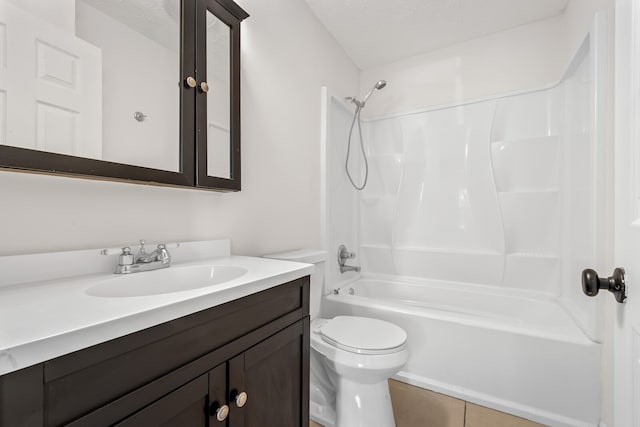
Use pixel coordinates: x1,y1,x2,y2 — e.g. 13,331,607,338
86,265,249,297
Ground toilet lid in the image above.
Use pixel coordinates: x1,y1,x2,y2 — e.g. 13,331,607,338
319,316,407,355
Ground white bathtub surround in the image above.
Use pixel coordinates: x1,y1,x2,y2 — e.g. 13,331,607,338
325,31,603,303
357,45,598,303
0,240,313,376
321,14,607,427
347,22,603,340
320,91,362,288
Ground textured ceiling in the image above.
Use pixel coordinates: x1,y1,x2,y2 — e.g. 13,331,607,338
303,0,570,69
79,0,180,52
78,0,230,81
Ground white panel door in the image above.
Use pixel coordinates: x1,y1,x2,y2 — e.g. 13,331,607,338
0,0,102,158
614,1,640,425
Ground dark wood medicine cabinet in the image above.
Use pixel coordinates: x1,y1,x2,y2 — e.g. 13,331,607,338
0,0,248,192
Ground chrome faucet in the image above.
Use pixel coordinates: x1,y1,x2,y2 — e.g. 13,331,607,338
101,240,176,274
338,244,361,274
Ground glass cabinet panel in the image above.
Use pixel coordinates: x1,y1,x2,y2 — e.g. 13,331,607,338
78,0,182,172
205,11,231,179
0,0,182,172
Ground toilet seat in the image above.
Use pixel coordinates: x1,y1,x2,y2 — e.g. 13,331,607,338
315,316,407,355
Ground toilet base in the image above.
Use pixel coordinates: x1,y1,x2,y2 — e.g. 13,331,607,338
311,379,396,427
310,400,336,427
334,378,396,427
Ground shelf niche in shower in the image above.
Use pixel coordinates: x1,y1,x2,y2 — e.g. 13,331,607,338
490,87,563,294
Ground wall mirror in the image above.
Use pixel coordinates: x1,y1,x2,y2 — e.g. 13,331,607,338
0,0,247,191
206,10,231,179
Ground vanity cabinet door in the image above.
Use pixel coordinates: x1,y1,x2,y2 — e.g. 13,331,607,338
208,364,230,426
115,374,209,427
113,364,227,427
229,318,310,427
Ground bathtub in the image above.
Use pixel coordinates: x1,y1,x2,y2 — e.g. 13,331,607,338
322,276,601,427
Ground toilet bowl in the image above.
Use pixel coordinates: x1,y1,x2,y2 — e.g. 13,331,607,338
264,249,409,427
312,316,409,427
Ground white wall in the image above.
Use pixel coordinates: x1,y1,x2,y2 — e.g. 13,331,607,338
359,15,566,118
0,0,359,256
5,0,75,32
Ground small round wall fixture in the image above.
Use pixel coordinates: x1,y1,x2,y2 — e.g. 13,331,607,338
133,111,147,122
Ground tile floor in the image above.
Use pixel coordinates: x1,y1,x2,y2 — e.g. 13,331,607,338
310,379,547,427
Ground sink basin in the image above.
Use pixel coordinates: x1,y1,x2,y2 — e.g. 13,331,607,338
86,265,249,297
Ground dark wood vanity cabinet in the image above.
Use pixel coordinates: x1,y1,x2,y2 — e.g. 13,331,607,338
0,276,310,427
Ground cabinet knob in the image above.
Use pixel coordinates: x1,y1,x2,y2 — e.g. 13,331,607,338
235,391,248,408
211,404,229,422
200,81,210,93
185,76,197,88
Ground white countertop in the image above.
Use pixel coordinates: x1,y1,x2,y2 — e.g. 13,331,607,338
0,252,313,376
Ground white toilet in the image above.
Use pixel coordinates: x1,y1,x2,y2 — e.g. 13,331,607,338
264,249,409,427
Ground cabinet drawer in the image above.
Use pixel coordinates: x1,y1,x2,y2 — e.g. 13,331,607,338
44,276,309,426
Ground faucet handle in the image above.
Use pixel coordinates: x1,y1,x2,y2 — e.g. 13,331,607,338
156,243,172,264
339,245,355,260
101,246,131,256
118,247,134,266
101,242,179,256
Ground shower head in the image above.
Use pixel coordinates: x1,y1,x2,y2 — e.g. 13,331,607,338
361,80,387,106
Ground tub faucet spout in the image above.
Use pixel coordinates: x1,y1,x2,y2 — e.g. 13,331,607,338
340,264,361,274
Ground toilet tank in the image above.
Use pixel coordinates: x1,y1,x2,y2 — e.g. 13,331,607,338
263,249,327,319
